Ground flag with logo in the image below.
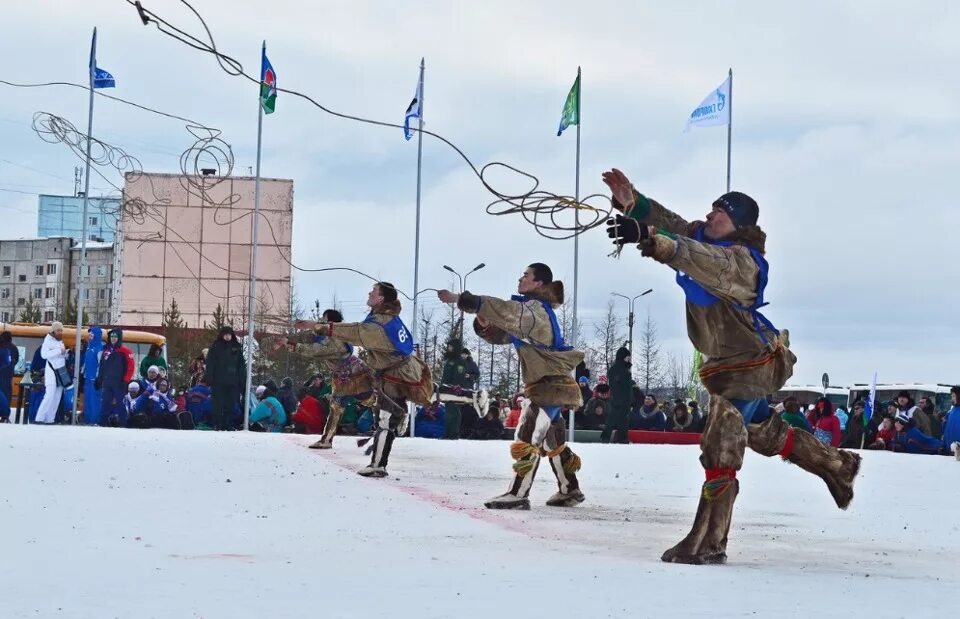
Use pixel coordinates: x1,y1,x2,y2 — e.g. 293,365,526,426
403,67,423,141
557,72,580,136
864,371,877,427
89,28,115,89
684,74,730,131
260,46,277,114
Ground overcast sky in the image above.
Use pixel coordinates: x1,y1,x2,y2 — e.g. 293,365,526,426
2,0,958,387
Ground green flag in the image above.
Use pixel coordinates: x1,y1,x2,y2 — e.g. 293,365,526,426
556,71,580,136
260,46,276,115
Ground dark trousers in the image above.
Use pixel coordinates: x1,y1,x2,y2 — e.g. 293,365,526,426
98,384,125,426
444,403,463,439
601,405,630,444
212,386,241,430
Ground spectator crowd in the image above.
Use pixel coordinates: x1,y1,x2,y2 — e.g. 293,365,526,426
4,326,959,460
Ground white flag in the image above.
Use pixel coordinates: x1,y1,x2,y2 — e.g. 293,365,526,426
684,75,731,131
403,66,424,141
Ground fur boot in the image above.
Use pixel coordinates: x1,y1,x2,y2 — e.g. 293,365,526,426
748,411,861,509
662,396,746,564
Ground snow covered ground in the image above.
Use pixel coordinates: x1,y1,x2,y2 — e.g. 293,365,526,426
1,425,956,619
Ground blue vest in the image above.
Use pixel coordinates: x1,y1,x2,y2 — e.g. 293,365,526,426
363,313,414,357
674,227,779,345
508,296,572,352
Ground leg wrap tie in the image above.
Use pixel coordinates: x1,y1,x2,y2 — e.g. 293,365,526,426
544,445,566,458
702,467,737,501
510,441,539,461
563,451,582,475
779,427,795,460
513,455,539,475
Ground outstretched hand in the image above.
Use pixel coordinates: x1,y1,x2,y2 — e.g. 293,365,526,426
437,289,459,305
605,214,651,247
601,168,636,212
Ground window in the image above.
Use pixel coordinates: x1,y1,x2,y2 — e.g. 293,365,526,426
98,289,106,300
45,287,54,299
17,298,25,306
85,289,91,300
1,266,9,277
0,288,8,299
47,263,57,275
1,312,8,322
97,265,106,277
17,275,25,282
33,288,42,300
35,265,44,277
89,216,98,226
43,311,54,322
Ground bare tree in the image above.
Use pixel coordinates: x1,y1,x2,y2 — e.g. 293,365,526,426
592,300,624,373
663,352,693,402
636,312,663,392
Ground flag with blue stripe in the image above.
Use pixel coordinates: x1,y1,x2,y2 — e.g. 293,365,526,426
88,28,115,89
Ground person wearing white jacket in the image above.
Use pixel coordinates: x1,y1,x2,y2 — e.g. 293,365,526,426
36,321,68,424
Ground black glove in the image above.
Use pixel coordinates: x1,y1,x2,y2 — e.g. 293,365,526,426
605,215,649,246
94,377,102,391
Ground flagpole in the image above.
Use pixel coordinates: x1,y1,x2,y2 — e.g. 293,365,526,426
570,66,581,445
72,27,98,425
410,57,425,440
243,40,266,432
725,67,733,192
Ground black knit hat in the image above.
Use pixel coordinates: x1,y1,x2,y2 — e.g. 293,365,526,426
714,191,759,228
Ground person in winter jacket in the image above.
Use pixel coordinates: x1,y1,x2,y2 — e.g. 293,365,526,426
811,397,842,447
438,263,585,510
439,337,478,440
291,388,326,434
36,322,69,424
605,345,633,442
0,331,18,421
917,396,942,438
667,401,696,432
583,395,609,432
941,387,960,454
250,381,286,432
631,394,666,431
95,328,135,426
866,416,896,450
122,382,143,428
313,284,432,476
577,376,592,416
475,405,505,440
292,309,374,449
277,376,299,419
414,402,446,439
134,377,178,428
139,343,167,380
895,391,932,436
688,401,704,432
780,396,813,433
204,326,246,430
604,169,858,564
841,401,867,448
892,412,943,455
186,379,213,428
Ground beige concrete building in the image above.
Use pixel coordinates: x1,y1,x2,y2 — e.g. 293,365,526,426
115,172,294,329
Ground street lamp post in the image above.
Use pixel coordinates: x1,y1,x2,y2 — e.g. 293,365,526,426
611,288,653,353
443,263,485,339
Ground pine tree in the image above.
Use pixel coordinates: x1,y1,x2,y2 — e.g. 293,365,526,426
61,295,90,325
19,297,41,323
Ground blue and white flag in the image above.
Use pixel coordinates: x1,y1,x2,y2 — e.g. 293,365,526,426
403,65,423,141
684,74,730,131
89,28,115,89
864,371,878,427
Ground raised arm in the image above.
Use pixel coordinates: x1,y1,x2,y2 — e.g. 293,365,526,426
602,168,694,237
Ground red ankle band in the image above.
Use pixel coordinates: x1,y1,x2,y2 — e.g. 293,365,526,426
705,467,736,481
780,427,795,459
